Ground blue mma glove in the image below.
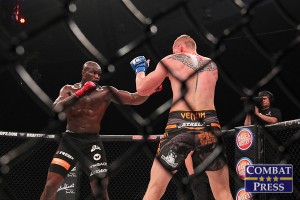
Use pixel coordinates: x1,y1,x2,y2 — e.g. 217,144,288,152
130,56,149,74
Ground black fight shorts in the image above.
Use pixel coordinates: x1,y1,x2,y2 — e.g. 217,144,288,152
49,131,108,180
157,110,227,171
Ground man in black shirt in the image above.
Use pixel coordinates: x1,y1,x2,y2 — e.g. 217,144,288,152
244,91,282,126
185,151,215,200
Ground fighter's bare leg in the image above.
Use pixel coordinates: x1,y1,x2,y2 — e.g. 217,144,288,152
206,164,233,200
40,172,65,200
143,158,175,200
90,177,109,200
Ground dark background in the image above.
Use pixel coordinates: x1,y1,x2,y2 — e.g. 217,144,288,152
0,0,299,135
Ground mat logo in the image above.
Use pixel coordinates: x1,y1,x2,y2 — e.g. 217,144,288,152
161,150,178,168
236,128,253,151
235,187,252,200
236,157,253,180
245,164,293,193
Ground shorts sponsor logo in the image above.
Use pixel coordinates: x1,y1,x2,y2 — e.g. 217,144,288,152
236,157,253,180
235,187,252,200
67,172,76,178
67,167,77,177
91,145,101,152
180,112,206,121
245,164,293,193
90,169,107,176
56,151,74,160
178,122,204,128
57,183,75,194
198,132,217,145
93,153,101,161
236,128,253,151
161,150,178,168
89,162,107,169
51,158,71,170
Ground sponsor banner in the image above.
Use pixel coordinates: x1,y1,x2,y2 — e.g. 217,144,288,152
235,187,252,200
236,157,253,180
0,131,56,138
245,164,293,193
132,135,161,140
236,128,253,151
0,132,18,137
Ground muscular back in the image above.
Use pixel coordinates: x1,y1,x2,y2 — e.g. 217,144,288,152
163,53,218,111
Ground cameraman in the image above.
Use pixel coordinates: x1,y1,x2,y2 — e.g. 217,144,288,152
244,91,282,126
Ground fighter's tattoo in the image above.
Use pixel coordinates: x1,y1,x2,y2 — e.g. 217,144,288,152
169,54,217,92
168,54,217,72
169,54,198,70
202,62,217,72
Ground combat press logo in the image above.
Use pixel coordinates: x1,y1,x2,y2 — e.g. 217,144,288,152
245,164,293,193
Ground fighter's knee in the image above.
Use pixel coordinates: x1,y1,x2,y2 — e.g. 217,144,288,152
101,177,109,187
42,183,58,198
91,178,110,200
147,181,168,196
93,177,109,188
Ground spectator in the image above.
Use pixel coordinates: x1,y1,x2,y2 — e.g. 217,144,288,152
244,91,281,126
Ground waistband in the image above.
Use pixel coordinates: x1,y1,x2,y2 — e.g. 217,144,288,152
169,110,217,120
64,130,99,137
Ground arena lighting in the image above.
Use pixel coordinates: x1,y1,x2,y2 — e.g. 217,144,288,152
19,17,26,24
12,0,26,24
13,4,20,21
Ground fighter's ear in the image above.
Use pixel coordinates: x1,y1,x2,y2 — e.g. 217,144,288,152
179,44,184,52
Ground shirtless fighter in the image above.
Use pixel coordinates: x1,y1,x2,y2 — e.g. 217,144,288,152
40,61,158,200
130,35,233,200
